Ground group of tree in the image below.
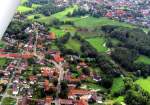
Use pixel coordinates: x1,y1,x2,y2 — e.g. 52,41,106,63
73,34,121,77
102,25,150,77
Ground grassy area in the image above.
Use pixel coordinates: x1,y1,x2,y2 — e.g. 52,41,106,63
111,77,125,94
18,0,41,12
0,58,7,66
51,5,78,20
1,97,16,105
65,39,81,52
86,37,108,52
110,38,121,46
112,96,125,104
50,28,66,38
37,5,78,23
17,6,33,12
135,55,150,65
135,77,150,93
21,0,28,4
64,16,136,29
0,41,5,48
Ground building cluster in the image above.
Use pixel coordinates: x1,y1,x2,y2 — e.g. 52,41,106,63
58,0,150,28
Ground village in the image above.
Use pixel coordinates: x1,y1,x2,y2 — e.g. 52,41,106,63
56,0,150,28
0,22,102,105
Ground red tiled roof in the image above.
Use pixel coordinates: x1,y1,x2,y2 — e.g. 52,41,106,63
59,99,73,105
76,99,88,105
69,89,94,96
45,96,52,104
53,53,64,63
49,32,56,40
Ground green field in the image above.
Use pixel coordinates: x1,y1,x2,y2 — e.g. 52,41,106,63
18,0,41,12
17,6,33,12
37,5,78,23
111,38,121,46
63,16,136,29
0,41,5,48
135,55,150,65
1,97,16,105
113,96,125,104
86,37,108,52
65,39,81,52
135,77,150,93
111,77,125,94
50,28,66,38
0,58,7,66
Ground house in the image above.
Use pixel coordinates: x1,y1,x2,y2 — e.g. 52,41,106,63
49,32,56,40
76,99,88,105
53,52,64,63
45,96,53,105
59,99,74,105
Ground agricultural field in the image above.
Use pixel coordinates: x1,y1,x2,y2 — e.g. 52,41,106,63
111,77,125,95
135,55,150,65
135,77,150,93
65,39,81,52
86,37,108,52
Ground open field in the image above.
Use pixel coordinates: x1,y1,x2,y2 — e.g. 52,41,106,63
86,37,108,52
37,5,78,23
111,77,125,94
18,0,41,12
110,38,121,46
135,77,150,93
135,55,150,65
65,39,81,52
17,6,33,12
50,28,66,38
0,58,7,66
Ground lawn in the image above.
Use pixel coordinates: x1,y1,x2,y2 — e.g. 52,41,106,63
65,39,81,52
135,77,150,93
111,38,121,46
0,58,7,66
0,41,5,48
27,14,45,20
86,37,108,52
37,5,78,23
51,5,78,20
111,77,125,94
65,16,136,29
17,6,33,12
135,55,150,65
50,28,66,38
1,97,16,105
